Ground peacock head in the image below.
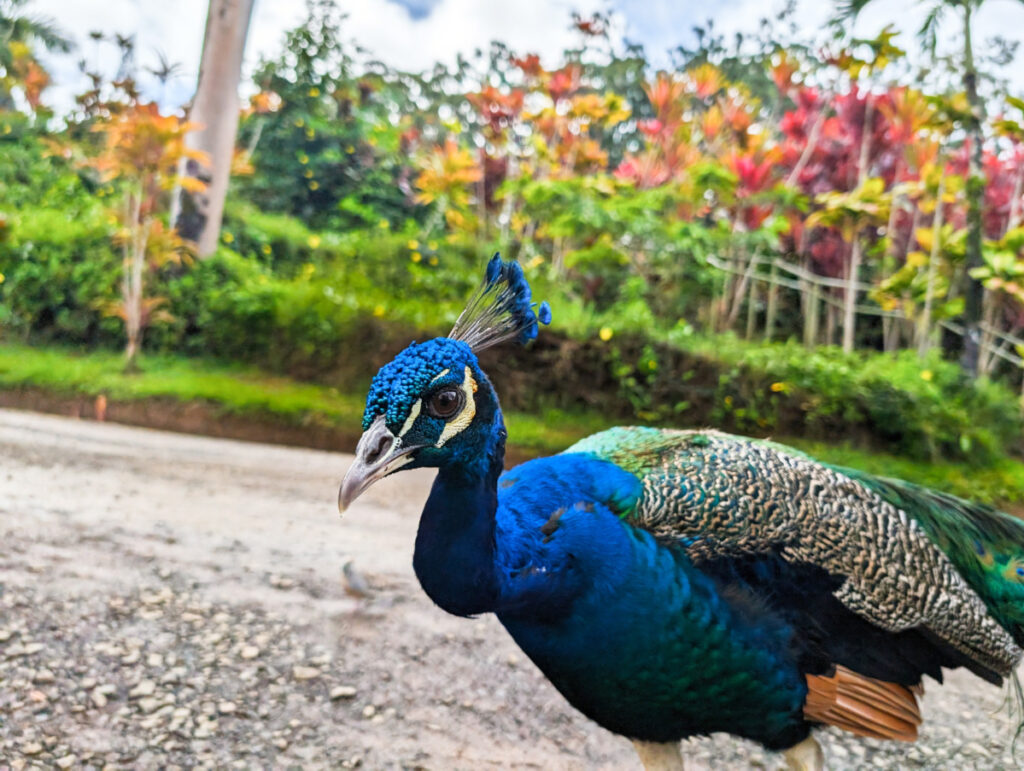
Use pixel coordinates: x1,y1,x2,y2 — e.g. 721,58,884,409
338,254,551,512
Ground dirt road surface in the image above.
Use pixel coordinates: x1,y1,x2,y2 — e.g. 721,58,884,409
0,408,1019,769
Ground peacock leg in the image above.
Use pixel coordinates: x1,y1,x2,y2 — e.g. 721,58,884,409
782,735,825,771
631,740,684,771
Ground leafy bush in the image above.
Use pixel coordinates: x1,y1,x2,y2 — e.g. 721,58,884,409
0,205,122,344
3,182,1021,464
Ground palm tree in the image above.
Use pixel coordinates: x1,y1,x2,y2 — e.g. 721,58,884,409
173,0,255,257
0,0,71,108
837,0,1005,375
0,0,70,61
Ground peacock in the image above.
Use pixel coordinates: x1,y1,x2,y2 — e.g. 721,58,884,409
337,255,1024,770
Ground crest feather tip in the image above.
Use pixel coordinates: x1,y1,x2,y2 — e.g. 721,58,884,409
449,255,552,352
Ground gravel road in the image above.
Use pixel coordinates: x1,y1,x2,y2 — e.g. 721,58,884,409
0,408,1020,769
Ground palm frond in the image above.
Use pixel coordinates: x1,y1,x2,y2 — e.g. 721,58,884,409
834,0,875,22
917,4,947,57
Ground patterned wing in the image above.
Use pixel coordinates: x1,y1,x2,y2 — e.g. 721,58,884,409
566,426,1022,677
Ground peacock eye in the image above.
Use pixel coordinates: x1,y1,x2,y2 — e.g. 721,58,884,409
426,387,463,419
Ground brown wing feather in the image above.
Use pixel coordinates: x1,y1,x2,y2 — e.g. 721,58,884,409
804,665,921,742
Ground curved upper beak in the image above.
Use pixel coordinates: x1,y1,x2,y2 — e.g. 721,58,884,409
338,416,421,514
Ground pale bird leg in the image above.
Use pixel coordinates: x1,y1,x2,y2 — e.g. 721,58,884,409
782,735,825,771
631,740,684,771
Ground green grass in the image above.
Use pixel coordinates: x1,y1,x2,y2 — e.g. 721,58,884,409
3,341,1024,509
0,342,612,453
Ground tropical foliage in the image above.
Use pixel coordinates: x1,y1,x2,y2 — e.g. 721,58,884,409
3,0,1024,462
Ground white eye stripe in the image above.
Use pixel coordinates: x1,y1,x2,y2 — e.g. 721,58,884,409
397,399,422,438
429,368,451,384
435,366,477,448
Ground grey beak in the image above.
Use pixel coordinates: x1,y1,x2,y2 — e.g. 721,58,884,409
338,416,419,513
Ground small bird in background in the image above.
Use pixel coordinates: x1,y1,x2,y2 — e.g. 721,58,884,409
340,556,373,599
337,254,1024,770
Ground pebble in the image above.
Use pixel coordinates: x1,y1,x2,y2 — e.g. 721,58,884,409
965,742,991,758
137,697,162,714
33,668,56,684
129,679,156,699
55,755,77,769
330,686,358,700
217,701,237,715
292,666,320,681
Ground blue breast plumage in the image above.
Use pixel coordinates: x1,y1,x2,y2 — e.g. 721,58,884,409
491,454,809,749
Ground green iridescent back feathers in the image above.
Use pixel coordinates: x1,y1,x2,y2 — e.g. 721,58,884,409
567,426,1024,677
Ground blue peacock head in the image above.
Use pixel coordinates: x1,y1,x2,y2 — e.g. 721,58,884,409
338,254,551,512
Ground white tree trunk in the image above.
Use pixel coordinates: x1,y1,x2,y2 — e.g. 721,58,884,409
918,179,945,358
175,0,254,257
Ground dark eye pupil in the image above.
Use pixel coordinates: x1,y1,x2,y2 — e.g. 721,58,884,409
432,389,460,416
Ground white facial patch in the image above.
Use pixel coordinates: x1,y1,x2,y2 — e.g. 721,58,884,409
435,366,477,448
429,368,450,384
397,398,422,439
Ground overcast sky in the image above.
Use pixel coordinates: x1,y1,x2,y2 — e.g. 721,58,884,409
25,0,1024,113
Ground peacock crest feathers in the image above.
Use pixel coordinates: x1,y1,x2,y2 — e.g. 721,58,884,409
449,253,551,352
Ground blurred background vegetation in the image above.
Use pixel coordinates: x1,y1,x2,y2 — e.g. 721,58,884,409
4,0,1024,501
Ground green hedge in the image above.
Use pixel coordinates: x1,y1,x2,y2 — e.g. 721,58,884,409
2,198,1021,464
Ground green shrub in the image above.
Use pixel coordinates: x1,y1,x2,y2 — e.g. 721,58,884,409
0,206,121,345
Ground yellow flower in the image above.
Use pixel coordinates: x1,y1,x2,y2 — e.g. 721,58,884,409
598,327,613,341
427,240,439,251
921,370,933,381
223,232,234,243
429,256,439,266
305,127,315,139
345,145,355,154
308,181,319,190
299,153,309,165
724,396,734,407
308,87,321,97
411,252,422,263
304,169,313,178
1,124,10,135
770,382,786,393
378,219,389,229
307,235,322,249
407,239,419,250
0,272,5,284
294,118,305,128
261,244,272,255
373,304,386,317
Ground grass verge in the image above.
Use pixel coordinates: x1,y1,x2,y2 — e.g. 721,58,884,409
3,342,1024,508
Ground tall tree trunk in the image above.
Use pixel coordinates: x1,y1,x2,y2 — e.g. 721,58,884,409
745,282,758,339
174,0,255,257
843,95,874,353
1007,166,1024,231
961,1,986,375
918,178,945,357
764,262,779,341
122,186,147,371
843,239,862,352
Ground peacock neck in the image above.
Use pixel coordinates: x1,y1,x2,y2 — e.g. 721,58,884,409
412,413,507,617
